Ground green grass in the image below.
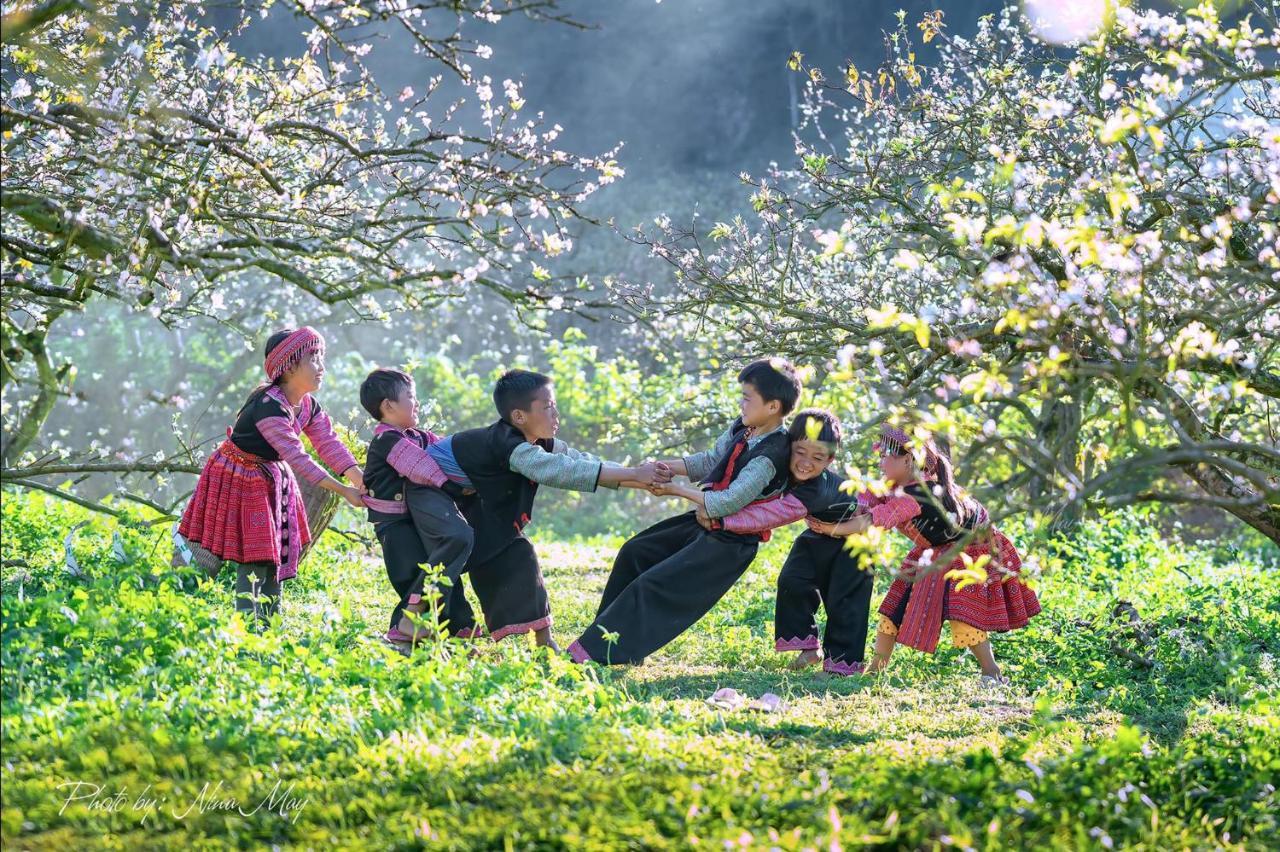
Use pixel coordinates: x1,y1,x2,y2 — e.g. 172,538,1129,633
2,493,1278,849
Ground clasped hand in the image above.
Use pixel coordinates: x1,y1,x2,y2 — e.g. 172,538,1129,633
632,460,674,488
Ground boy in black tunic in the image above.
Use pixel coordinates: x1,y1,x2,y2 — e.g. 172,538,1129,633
424,369,670,650
567,359,802,665
360,368,479,645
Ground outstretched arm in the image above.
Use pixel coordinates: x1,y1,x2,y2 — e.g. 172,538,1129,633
259,417,364,507
805,514,873,537
386,434,449,489
301,400,361,482
649,456,778,518
648,480,708,508
806,494,920,536
509,440,671,492
668,423,738,482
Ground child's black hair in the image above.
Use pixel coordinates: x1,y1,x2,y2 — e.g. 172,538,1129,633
239,330,296,415
359,368,414,421
788,408,842,449
889,427,982,526
494,369,552,421
738,358,802,416
926,440,982,525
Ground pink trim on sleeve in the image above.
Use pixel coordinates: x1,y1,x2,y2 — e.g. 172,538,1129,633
721,493,809,534
301,398,358,475
869,495,922,530
386,434,448,488
258,416,331,485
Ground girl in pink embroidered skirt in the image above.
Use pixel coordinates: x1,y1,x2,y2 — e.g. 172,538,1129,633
178,327,366,625
830,424,1040,685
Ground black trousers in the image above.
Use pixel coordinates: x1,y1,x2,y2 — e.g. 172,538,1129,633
774,532,874,665
405,484,474,606
376,509,476,635
575,513,759,665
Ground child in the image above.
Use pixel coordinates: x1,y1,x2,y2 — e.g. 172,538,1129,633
713,409,875,676
421,369,669,650
359,368,480,645
828,424,1040,685
178,327,366,625
567,358,801,666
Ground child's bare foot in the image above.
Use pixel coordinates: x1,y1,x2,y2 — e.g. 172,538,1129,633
787,649,822,670
865,632,896,676
396,614,434,644
533,626,560,653
864,657,891,676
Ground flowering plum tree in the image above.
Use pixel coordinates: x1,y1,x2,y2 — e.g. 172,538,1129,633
635,2,1280,543
1,0,620,505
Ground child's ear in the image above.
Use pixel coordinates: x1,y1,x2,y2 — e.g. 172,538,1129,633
510,408,526,425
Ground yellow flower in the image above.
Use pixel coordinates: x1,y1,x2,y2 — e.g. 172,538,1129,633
946,552,990,590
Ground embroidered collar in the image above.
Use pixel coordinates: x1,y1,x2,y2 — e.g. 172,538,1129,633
374,422,422,437
265,386,309,421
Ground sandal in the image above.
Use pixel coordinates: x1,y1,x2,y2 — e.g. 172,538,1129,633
705,687,747,711
746,692,787,714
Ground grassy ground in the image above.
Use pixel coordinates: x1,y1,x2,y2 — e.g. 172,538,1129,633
2,494,1278,849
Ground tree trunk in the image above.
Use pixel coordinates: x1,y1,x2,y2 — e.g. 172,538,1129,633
1135,377,1280,547
297,476,341,561
1,314,65,467
1178,458,1280,545
1030,390,1083,534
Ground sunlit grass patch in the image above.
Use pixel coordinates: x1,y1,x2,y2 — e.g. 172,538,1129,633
3,493,1277,848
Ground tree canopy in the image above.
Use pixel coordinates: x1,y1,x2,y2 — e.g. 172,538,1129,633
2,0,616,482
633,2,1280,542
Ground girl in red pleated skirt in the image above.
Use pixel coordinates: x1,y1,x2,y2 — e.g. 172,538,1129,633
817,424,1040,685
178,327,366,624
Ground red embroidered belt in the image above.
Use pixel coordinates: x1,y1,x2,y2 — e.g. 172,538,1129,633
218,439,269,468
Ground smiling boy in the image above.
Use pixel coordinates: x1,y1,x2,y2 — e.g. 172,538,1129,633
713,409,875,675
360,368,479,646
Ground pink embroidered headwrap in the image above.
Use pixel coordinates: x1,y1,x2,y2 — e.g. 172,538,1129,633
264,327,325,381
874,423,940,475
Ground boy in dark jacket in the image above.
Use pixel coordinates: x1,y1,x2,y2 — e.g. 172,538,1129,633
568,359,802,665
